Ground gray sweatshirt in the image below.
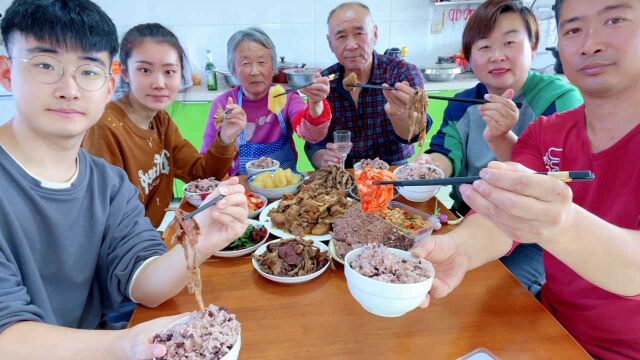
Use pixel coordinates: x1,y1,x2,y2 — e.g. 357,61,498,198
0,147,167,332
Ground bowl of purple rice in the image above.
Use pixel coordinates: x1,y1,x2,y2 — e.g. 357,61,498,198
344,243,434,317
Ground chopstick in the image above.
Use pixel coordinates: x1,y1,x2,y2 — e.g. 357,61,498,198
346,84,523,108
373,171,595,187
183,195,224,221
273,73,338,98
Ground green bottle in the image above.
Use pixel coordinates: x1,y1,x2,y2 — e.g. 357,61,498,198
205,50,218,91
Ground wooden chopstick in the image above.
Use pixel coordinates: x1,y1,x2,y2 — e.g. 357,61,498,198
346,84,523,108
273,73,338,98
373,171,595,187
183,195,224,221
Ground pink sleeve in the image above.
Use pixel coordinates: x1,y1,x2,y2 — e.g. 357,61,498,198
201,89,237,154
286,93,332,143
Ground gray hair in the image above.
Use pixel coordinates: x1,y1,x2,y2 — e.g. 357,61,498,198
227,27,278,76
327,2,372,25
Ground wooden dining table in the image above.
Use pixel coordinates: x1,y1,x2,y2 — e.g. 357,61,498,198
130,174,590,359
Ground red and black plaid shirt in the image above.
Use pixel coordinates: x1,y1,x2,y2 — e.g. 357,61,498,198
305,52,430,168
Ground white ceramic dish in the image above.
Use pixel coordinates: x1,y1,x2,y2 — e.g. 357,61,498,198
344,247,434,317
245,158,280,176
393,164,445,202
158,315,241,360
247,169,303,200
252,239,330,284
259,200,333,241
246,192,268,219
212,219,269,258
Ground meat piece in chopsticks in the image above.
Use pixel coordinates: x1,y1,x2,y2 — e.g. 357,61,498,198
163,208,205,311
355,165,395,213
343,72,358,92
214,105,225,127
407,88,429,151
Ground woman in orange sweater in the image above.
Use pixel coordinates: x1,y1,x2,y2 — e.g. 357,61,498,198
84,23,242,227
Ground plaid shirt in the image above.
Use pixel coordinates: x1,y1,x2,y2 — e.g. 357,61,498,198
305,51,429,168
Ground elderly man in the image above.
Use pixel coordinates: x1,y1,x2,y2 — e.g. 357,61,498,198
305,2,430,169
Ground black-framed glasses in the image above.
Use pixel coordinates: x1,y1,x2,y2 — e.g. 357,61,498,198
13,55,112,91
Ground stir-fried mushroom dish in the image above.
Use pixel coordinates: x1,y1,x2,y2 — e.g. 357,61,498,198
254,237,329,277
304,165,355,191
269,184,353,235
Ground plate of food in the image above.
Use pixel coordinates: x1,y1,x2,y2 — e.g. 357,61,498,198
247,168,303,200
252,237,330,284
183,177,221,207
259,184,354,241
212,219,269,258
246,191,267,218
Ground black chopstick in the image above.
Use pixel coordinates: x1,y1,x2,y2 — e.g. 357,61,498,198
348,83,395,90
183,195,224,221
428,95,523,109
373,171,595,187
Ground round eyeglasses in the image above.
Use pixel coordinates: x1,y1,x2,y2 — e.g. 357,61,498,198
14,55,112,91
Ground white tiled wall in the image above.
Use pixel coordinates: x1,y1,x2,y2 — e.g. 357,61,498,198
0,0,557,73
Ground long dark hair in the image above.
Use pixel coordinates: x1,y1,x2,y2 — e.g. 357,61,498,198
119,23,187,89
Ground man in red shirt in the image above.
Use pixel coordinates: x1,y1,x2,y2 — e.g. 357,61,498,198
412,1,640,358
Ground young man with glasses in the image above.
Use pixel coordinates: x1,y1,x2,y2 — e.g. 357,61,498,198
0,0,248,358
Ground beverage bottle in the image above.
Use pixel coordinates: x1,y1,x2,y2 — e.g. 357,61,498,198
401,46,408,61
205,50,218,91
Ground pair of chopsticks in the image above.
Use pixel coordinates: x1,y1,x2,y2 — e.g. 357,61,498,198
183,195,224,221
346,83,524,108
373,171,595,187
273,73,338,98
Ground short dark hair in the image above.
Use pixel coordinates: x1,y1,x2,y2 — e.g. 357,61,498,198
327,2,371,25
462,0,539,62
1,0,118,59
119,23,188,86
554,0,564,24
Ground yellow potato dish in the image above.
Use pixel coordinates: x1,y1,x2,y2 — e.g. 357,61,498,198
267,84,287,114
251,168,301,189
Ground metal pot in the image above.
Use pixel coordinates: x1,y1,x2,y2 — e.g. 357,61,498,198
215,69,240,87
421,64,462,82
274,56,305,83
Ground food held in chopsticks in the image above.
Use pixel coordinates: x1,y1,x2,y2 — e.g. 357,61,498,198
164,209,205,311
152,304,241,360
268,84,287,114
343,72,359,92
355,165,395,213
406,88,429,150
304,165,354,190
375,170,596,187
253,237,329,276
268,184,352,236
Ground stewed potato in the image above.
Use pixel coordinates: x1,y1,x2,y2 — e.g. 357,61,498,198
252,168,301,189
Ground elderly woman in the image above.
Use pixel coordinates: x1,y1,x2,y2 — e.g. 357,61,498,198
201,27,332,175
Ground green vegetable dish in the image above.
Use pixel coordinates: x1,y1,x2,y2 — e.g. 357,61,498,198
222,224,268,251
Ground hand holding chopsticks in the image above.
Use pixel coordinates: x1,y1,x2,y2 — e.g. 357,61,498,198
373,171,595,187
273,73,338,98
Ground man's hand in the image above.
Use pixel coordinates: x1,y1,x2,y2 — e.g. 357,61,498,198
312,143,346,168
411,234,471,308
116,313,188,359
383,81,428,140
219,97,247,144
460,161,575,245
479,89,519,143
193,177,248,256
300,74,331,117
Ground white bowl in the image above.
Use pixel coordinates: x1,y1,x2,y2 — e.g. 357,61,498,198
344,247,434,317
245,159,280,176
161,315,241,360
393,164,444,202
246,192,268,219
213,219,269,258
252,239,330,284
353,159,390,172
247,169,303,200
183,186,215,207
